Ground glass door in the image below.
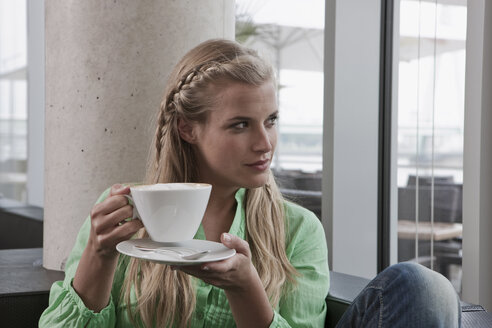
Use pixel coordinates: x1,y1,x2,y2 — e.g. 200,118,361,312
395,0,467,295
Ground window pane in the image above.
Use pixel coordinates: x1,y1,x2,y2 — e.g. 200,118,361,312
0,0,27,202
396,0,466,295
278,69,323,172
235,0,324,218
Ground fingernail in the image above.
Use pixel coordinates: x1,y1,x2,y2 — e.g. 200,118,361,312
223,233,231,242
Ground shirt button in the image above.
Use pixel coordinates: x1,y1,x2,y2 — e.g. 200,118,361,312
196,311,204,320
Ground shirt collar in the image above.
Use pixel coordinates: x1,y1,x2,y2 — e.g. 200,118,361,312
194,188,246,240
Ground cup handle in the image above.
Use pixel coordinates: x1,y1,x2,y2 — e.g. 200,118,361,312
124,195,140,220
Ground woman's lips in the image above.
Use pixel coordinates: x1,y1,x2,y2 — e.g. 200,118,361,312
245,159,270,171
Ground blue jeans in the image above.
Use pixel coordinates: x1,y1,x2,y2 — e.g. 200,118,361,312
335,262,461,328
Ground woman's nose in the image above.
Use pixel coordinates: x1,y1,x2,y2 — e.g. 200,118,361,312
252,127,273,153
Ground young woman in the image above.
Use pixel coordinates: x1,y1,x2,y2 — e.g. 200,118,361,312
40,39,460,328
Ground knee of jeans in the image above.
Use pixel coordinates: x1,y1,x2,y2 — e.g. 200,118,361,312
383,262,460,325
385,262,453,295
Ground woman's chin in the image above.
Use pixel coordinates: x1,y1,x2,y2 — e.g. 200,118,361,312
241,175,270,189
245,182,267,189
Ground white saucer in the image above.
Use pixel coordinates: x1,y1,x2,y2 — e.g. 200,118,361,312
116,238,236,266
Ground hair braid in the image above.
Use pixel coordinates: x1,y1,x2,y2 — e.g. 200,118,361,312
151,64,223,183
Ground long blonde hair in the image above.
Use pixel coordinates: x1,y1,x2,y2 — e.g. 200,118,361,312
122,39,298,327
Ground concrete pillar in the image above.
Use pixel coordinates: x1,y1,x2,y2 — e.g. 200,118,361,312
44,0,235,270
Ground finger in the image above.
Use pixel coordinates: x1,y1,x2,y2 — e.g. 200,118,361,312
93,205,134,234
177,262,218,274
93,194,131,219
200,277,220,286
113,219,144,241
221,233,251,258
200,255,249,273
175,266,217,285
176,267,229,289
97,219,143,248
109,204,135,226
175,266,204,278
176,264,236,288
110,184,130,197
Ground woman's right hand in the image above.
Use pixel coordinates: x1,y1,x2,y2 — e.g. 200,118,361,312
73,184,143,312
87,184,144,259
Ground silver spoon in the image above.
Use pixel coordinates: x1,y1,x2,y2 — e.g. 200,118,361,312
134,245,211,260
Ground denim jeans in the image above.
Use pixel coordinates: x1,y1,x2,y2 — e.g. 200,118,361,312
335,262,461,328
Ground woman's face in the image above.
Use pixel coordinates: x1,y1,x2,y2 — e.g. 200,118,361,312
191,81,278,190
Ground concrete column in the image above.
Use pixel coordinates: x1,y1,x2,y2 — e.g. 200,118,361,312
44,0,235,270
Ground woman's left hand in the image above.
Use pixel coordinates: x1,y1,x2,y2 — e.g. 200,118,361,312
175,233,258,292
178,233,274,327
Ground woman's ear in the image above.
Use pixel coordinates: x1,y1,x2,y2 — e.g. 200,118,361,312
177,118,197,144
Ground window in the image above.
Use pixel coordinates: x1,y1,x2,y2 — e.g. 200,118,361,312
395,0,467,294
235,1,324,219
235,0,324,176
0,0,28,202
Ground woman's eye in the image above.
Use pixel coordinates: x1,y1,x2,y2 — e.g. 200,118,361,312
232,122,248,130
267,115,278,126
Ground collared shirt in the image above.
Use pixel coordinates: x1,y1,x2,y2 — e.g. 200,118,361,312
39,188,330,327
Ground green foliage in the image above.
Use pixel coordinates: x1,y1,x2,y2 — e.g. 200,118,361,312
235,12,259,44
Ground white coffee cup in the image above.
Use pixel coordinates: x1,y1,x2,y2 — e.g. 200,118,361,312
127,183,211,242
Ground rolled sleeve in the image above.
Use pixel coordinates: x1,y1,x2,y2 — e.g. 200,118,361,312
269,310,291,327
39,187,118,328
39,279,116,328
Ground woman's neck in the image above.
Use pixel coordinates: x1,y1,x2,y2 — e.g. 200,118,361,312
201,186,238,242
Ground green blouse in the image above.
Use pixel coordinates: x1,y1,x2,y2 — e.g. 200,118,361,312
39,188,330,327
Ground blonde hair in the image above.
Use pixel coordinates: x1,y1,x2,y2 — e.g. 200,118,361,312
122,39,298,328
